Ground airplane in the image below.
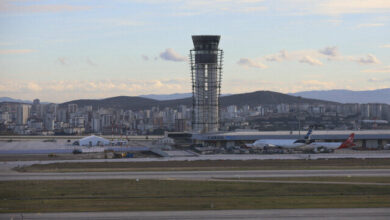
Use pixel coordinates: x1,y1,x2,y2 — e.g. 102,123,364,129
246,129,313,150
303,133,355,153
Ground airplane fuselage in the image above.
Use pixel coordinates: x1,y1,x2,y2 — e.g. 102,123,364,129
309,142,342,149
251,139,307,149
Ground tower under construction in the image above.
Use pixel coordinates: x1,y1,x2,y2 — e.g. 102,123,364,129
190,35,223,133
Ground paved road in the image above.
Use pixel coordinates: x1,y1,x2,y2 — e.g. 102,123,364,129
1,208,390,220
1,169,390,181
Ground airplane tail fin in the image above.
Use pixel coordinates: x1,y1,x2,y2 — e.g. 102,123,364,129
304,129,313,141
338,133,355,149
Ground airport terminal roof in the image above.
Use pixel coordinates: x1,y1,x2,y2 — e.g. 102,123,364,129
79,135,110,146
192,130,390,141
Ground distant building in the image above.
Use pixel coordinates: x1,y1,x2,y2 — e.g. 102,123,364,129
68,104,78,114
277,104,290,114
175,119,189,132
16,104,30,125
31,98,42,118
79,135,110,146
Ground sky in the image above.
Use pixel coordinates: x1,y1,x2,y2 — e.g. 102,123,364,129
0,0,389,102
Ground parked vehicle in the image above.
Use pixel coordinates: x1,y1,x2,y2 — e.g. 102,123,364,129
72,149,82,154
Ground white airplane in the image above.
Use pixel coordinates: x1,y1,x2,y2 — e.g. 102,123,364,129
246,129,313,149
303,133,355,153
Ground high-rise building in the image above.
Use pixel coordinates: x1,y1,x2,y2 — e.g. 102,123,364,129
190,35,223,133
68,104,78,114
16,104,30,125
31,98,42,118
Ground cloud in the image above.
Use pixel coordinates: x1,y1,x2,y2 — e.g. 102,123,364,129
139,0,389,16
300,80,336,89
356,23,385,28
100,19,143,27
0,49,34,55
368,78,380,82
253,47,381,68
0,78,190,102
316,0,390,15
318,46,339,57
362,66,390,73
355,54,381,64
0,1,93,13
299,56,323,66
324,19,342,24
224,78,341,94
57,57,68,65
159,48,186,62
237,58,267,69
167,0,268,16
368,77,390,83
86,57,97,66
235,6,267,13
263,47,341,66
26,82,42,92
264,50,288,62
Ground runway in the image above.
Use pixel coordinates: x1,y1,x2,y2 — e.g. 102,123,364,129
1,208,390,220
1,169,390,181
2,151,390,171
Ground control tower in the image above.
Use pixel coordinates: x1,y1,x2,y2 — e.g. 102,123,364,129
190,35,223,133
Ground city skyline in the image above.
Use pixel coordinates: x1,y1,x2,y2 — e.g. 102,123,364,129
1,0,389,102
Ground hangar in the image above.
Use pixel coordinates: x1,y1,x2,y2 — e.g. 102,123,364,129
191,130,390,149
79,135,110,146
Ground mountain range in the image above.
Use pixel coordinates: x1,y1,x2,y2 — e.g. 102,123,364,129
60,91,333,110
139,93,192,100
2,88,389,108
0,97,32,104
289,88,390,104
139,93,232,100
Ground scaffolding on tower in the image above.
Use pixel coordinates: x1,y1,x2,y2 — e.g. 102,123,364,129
190,35,223,134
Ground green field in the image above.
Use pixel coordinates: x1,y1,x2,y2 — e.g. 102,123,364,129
1,179,390,213
15,158,390,173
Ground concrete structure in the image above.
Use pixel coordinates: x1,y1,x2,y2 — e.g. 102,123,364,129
190,35,223,134
192,130,390,149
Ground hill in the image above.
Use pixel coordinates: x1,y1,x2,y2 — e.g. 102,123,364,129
290,88,390,104
139,93,192,100
60,90,335,110
0,97,32,104
219,90,334,107
139,93,232,100
60,96,160,110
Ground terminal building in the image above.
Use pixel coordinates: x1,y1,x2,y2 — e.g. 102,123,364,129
176,34,390,150
189,130,390,149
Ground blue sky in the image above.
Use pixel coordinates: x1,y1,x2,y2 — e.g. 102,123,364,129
0,0,389,102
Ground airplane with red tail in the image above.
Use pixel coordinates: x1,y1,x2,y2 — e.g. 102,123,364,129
304,133,355,153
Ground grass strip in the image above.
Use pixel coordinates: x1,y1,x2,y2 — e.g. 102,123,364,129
1,179,390,212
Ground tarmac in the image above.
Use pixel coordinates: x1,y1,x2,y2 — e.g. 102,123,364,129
1,169,390,181
2,152,390,171
1,208,390,220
